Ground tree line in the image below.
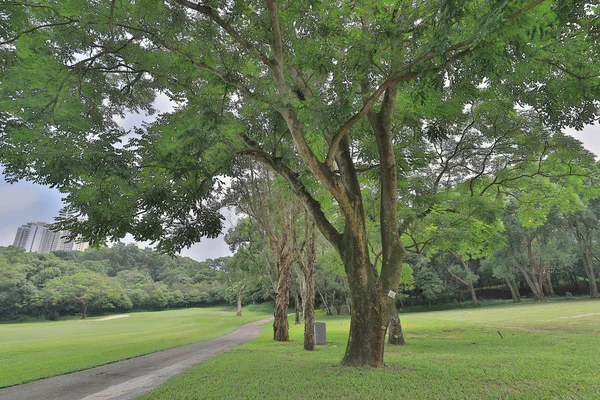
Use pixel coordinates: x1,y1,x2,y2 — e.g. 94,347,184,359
0,243,262,320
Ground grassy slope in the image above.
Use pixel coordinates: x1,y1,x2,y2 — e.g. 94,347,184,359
144,300,600,400
0,307,269,388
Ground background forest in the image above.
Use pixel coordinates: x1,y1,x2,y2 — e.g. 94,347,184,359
2,183,599,322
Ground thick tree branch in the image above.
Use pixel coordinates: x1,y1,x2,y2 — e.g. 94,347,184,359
266,0,287,93
238,147,341,251
174,0,274,68
1,20,74,45
534,58,591,80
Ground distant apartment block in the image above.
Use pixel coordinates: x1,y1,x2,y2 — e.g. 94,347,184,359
13,222,89,253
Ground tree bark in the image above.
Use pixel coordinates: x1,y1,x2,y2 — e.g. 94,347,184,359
447,255,479,307
584,254,600,298
519,235,546,301
81,301,88,320
543,267,555,297
574,228,600,298
236,285,244,316
293,207,317,350
387,302,406,345
273,247,292,341
294,286,301,325
301,268,316,350
505,277,521,302
468,283,480,307
339,228,401,367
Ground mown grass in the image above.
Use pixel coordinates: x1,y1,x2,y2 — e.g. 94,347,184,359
144,299,600,400
0,307,269,388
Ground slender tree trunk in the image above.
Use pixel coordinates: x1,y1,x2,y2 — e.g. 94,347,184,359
318,286,333,316
295,211,317,350
387,302,406,345
522,236,546,301
301,268,316,350
448,254,479,307
585,254,599,298
576,231,600,298
533,279,545,301
505,278,521,302
81,301,88,320
543,268,555,297
468,283,480,307
294,287,301,325
236,289,244,316
273,249,292,341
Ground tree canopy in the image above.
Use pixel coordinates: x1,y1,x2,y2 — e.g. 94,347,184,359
1,0,599,366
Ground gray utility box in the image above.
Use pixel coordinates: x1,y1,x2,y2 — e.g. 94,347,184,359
315,321,326,345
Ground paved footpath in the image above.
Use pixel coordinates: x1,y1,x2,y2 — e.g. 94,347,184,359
0,317,272,400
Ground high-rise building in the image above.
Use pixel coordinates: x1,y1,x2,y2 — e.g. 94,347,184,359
12,222,88,253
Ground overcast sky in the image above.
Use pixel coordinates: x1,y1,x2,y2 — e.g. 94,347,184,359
1,116,598,262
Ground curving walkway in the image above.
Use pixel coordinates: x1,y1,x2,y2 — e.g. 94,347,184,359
0,317,272,400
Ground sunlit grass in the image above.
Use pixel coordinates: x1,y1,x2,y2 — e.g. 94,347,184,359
144,299,600,400
0,307,269,388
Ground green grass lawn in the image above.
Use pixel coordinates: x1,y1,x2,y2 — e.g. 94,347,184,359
144,299,600,400
0,307,269,388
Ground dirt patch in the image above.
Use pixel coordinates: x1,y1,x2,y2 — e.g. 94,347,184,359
500,325,555,333
443,329,465,333
559,313,600,319
94,314,130,321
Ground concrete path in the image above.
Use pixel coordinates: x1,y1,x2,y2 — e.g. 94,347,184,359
0,317,272,400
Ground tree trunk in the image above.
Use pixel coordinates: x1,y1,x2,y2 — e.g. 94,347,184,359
543,266,555,297
273,249,292,341
533,280,546,301
585,258,600,298
295,211,317,350
81,301,88,320
448,254,479,307
468,283,480,307
339,231,401,367
577,233,600,298
387,302,406,345
522,236,547,301
236,290,243,316
505,278,521,302
318,287,333,316
301,268,316,351
294,287,301,325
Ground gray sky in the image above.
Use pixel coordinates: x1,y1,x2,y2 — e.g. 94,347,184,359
1,119,598,262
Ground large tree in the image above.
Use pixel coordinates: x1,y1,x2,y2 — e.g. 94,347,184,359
2,1,599,366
